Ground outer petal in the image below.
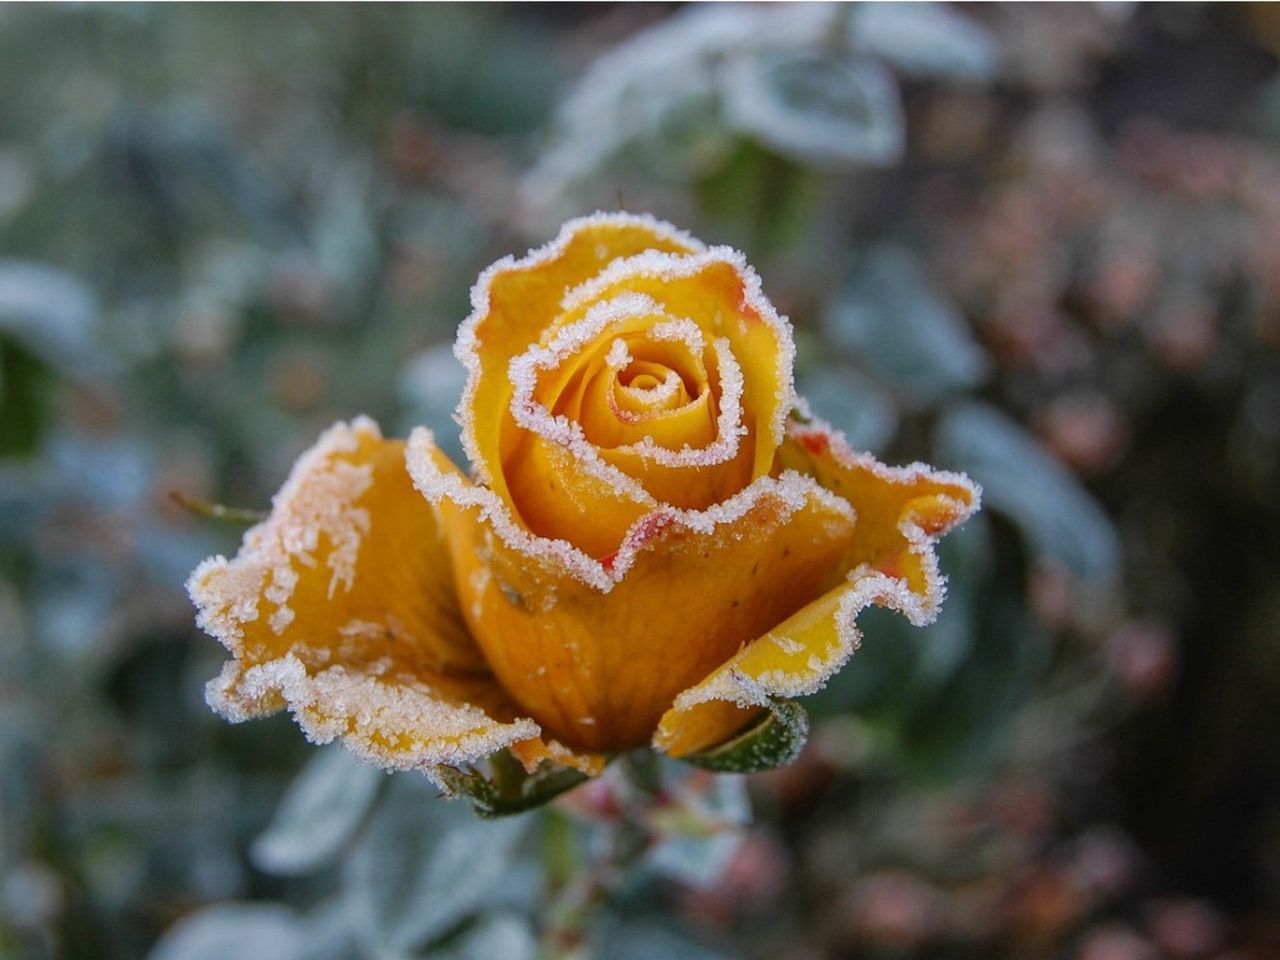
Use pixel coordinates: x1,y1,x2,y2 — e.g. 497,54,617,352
407,428,857,753
187,417,544,776
654,415,981,757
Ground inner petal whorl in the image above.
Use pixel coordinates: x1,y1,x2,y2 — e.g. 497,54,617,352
566,330,718,453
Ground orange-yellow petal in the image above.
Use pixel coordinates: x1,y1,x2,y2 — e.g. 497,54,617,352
778,419,981,590
654,417,981,756
553,250,794,482
407,428,857,754
188,417,545,775
459,213,701,512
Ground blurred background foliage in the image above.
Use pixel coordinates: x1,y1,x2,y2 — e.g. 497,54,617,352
2,3,1279,959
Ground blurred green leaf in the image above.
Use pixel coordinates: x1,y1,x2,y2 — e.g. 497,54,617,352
0,337,51,457
796,362,898,453
936,402,1121,583
646,773,750,890
851,2,1001,83
436,913,537,960
0,260,102,376
344,777,530,955
598,920,730,960
147,904,304,960
251,745,383,877
723,51,905,169
823,246,990,407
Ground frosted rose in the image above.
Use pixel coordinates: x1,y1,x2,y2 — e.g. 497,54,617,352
188,214,979,783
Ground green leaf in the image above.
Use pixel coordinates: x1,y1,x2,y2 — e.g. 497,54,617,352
682,699,809,773
436,751,591,819
851,2,1001,83
148,904,305,960
344,777,531,955
824,246,989,407
251,744,383,876
0,336,51,457
936,402,1120,583
0,259,103,376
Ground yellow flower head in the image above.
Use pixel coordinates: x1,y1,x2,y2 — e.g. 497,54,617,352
188,213,979,785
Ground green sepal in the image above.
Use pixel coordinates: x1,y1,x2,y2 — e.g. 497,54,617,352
681,699,810,773
436,750,591,818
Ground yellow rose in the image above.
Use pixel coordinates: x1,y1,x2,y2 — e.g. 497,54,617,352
188,213,979,789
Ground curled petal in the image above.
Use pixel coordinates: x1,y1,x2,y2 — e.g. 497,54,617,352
188,417,553,776
460,214,796,561
555,247,795,477
655,415,981,756
408,428,857,753
458,212,702,509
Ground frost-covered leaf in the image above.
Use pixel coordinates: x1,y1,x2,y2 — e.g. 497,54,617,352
344,777,530,955
598,920,731,960
646,773,751,889
0,260,102,375
682,700,809,774
437,914,537,960
524,4,840,206
851,2,1001,82
148,904,304,960
293,900,362,960
723,51,904,169
797,363,898,454
824,246,989,406
648,831,742,890
251,745,382,876
936,403,1120,583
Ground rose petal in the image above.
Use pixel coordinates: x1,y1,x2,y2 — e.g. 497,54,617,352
188,417,549,776
654,416,980,756
458,213,702,511
408,429,857,753
779,418,981,592
557,249,795,481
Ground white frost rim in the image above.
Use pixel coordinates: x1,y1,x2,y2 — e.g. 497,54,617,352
557,244,796,450
506,291,748,485
407,425,855,594
455,211,706,488
206,656,540,783
658,412,983,730
186,416,544,777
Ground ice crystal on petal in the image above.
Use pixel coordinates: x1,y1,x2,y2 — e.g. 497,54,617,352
455,212,705,490
655,413,980,754
188,418,377,649
189,418,547,776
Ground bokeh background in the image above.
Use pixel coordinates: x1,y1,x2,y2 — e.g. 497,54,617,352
2,4,1279,959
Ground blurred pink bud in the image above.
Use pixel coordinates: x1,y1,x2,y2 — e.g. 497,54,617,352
843,870,945,950
1077,925,1161,960
1145,898,1228,958
1107,620,1178,701
1037,390,1130,477
1071,826,1140,901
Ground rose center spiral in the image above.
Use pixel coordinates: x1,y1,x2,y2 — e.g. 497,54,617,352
548,328,719,453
